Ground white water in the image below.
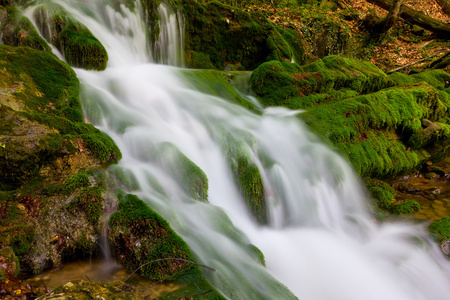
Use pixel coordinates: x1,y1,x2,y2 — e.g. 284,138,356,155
27,1,450,299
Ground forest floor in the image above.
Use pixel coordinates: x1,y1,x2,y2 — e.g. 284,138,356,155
252,0,450,72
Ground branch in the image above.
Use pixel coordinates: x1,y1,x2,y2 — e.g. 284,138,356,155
123,258,216,283
436,0,450,17
387,48,449,73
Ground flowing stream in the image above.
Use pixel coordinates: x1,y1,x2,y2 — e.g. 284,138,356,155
26,1,450,299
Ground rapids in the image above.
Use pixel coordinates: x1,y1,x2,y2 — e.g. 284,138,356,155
25,1,450,299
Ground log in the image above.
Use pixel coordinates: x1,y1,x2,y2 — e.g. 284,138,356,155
436,0,450,17
381,0,405,33
366,0,450,37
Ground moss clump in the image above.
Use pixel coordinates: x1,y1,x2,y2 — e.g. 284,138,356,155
109,193,194,280
365,178,395,209
32,4,108,70
109,193,224,298
59,28,108,70
180,68,256,110
390,200,421,215
80,132,122,164
63,173,90,194
67,187,103,225
429,217,450,243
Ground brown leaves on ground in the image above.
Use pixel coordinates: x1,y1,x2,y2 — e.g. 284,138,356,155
246,0,450,72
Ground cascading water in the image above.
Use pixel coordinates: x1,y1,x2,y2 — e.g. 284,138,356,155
26,1,450,299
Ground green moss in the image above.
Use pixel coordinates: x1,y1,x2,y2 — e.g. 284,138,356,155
429,217,450,242
220,132,267,224
182,0,300,70
0,6,51,51
32,3,108,70
60,28,108,70
0,270,7,280
109,193,194,280
238,164,266,223
10,225,34,256
251,56,392,110
247,244,265,267
390,200,421,215
364,178,395,209
180,68,255,110
63,173,90,194
67,187,103,225
299,82,448,178
155,143,208,202
81,132,122,164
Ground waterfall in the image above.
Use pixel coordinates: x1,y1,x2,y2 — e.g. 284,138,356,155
26,1,450,299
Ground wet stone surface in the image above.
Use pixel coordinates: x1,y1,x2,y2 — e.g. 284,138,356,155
390,156,450,222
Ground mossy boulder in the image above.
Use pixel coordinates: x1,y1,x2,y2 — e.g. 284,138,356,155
182,0,303,70
0,247,19,278
109,193,224,298
220,132,267,224
31,3,108,70
0,6,50,51
429,217,450,256
154,143,208,202
251,56,392,109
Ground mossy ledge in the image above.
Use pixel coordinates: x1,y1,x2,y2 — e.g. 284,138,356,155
251,56,450,179
108,193,225,299
0,44,120,273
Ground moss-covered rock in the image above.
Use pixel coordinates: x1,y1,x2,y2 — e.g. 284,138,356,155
0,6,51,52
38,280,142,300
0,45,120,274
180,68,256,110
220,132,268,224
108,193,224,299
251,56,392,109
390,200,421,215
109,193,194,280
182,0,303,70
0,247,19,278
251,56,449,178
32,3,108,70
429,217,450,256
154,143,208,202
365,178,395,209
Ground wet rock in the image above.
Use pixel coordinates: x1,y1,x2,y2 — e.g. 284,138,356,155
0,247,18,277
429,217,450,256
424,172,438,180
0,45,120,275
108,193,194,281
38,279,141,300
396,183,421,194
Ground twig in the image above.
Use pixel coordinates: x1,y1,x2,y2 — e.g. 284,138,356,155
123,258,215,283
387,48,449,73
